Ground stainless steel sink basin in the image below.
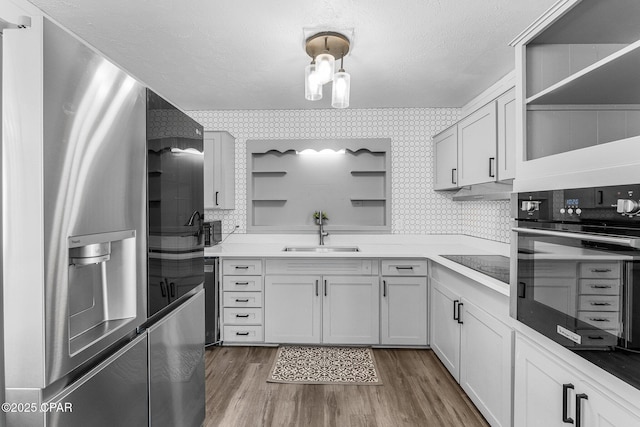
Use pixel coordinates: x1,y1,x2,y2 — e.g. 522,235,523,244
282,246,360,253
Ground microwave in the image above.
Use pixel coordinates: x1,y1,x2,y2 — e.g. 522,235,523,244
203,221,222,246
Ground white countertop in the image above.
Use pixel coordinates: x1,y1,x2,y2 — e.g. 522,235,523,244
205,234,511,296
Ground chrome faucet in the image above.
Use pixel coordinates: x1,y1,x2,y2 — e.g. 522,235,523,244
317,210,329,245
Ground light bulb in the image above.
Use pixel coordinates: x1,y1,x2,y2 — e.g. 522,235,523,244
315,53,335,84
331,70,350,109
305,63,322,101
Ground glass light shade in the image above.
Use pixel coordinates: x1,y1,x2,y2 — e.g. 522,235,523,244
331,70,350,109
315,53,335,84
304,63,322,101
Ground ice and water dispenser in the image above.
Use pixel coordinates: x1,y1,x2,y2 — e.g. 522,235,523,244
67,230,137,355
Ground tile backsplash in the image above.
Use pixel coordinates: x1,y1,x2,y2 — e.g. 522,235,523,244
188,108,511,243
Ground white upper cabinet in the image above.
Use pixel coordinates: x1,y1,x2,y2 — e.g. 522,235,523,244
204,131,235,209
433,126,459,190
457,102,498,186
433,86,515,190
511,0,640,191
496,88,516,180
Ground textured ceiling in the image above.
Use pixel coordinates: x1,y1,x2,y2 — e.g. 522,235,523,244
26,0,557,111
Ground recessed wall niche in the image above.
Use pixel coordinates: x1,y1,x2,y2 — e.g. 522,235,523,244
247,139,391,233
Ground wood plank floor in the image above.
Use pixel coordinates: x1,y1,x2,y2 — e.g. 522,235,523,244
204,346,489,427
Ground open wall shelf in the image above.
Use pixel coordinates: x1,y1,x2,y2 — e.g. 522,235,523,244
520,0,640,162
247,139,391,233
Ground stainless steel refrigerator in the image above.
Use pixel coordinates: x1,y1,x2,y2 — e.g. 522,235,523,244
2,16,204,427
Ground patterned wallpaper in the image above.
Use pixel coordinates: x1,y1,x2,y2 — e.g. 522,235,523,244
187,108,511,243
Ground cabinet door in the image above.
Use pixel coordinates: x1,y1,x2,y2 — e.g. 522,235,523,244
264,275,321,344
429,278,461,381
496,88,516,181
381,276,427,346
204,131,235,209
457,102,497,186
323,276,379,345
459,299,513,427
579,381,640,427
433,125,459,190
514,334,577,427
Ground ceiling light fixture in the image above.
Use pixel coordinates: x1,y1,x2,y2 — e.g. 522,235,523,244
304,31,351,108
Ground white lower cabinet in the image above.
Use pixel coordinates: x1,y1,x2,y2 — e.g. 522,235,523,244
430,280,461,377
264,275,321,344
264,273,379,345
514,333,640,427
323,276,379,344
429,264,512,427
381,276,428,345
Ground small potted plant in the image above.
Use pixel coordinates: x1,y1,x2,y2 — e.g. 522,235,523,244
313,211,328,224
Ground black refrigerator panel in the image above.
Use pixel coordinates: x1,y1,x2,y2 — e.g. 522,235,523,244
147,89,205,317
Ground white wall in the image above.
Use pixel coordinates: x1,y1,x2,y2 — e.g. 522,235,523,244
189,108,512,243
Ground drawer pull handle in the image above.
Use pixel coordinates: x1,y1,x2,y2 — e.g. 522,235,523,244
235,266,250,270
236,314,250,318
236,332,250,336
587,335,604,340
589,302,611,306
591,268,611,273
235,298,250,303
235,282,250,286
588,318,610,322
562,383,574,423
590,285,612,289
576,393,588,427
395,266,414,270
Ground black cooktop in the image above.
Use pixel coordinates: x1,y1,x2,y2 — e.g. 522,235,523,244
440,255,510,284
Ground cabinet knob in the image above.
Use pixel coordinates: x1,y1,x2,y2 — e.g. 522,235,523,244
521,200,540,212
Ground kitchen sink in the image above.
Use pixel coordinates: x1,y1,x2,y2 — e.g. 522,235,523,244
282,246,360,252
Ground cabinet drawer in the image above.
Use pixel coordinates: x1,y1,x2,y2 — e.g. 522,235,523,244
577,311,621,331
222,259,263,275
578,295,620,312
576,329,618,346
518,261,576,278
223,308,262,325
578,279,621,296
223,291,262,308
381,259,428,276
266,258,375,275
223,275,262,292
223,325,263,342
579,262,620,279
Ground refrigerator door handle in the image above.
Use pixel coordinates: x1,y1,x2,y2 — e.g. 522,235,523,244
160,280,168,297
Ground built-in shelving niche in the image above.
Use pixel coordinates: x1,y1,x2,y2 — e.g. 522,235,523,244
523,0,640,160
247,139,391,233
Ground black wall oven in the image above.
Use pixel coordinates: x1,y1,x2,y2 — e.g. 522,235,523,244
512,183,640,389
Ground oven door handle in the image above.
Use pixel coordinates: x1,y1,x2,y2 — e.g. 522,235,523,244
512,227,640,249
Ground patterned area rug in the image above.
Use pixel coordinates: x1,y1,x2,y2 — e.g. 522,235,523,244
267,345,382,385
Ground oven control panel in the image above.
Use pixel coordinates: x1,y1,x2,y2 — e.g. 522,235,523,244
516,184,640,222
